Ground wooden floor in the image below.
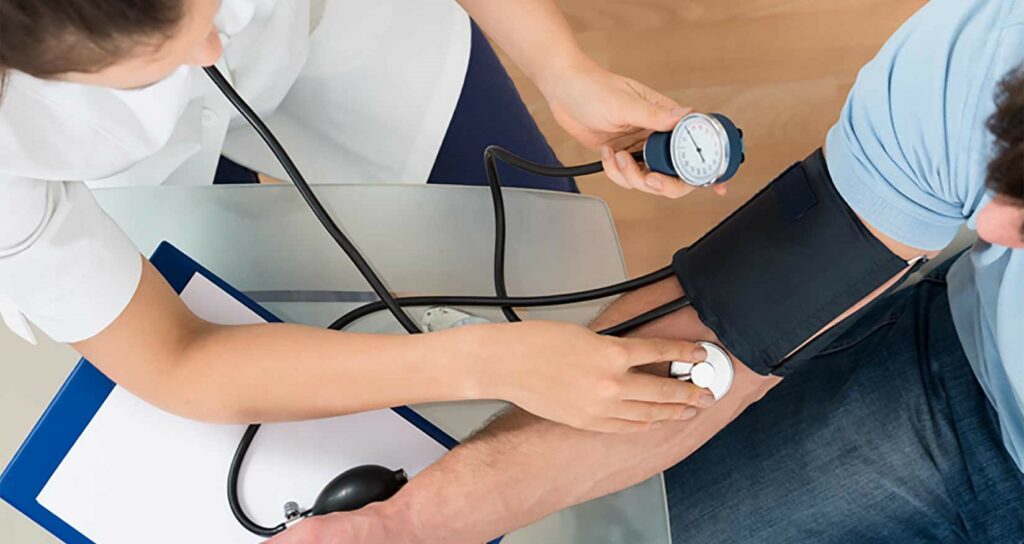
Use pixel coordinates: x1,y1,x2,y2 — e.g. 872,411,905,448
499,0,927,274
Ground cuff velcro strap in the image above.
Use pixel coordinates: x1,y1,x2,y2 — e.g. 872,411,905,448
671,149,910,376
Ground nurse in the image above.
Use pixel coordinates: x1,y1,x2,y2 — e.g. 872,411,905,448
0,0,717,434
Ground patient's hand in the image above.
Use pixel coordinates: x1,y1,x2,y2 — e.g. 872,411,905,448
263,503,396,544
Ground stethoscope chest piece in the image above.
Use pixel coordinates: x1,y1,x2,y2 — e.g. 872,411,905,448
669,341,734,400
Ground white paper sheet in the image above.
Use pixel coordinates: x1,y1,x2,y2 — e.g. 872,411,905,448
36,273,451,543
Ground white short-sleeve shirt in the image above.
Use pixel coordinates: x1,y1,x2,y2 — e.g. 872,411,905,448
0,0,470,344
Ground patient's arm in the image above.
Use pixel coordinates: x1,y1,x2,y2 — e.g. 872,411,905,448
356,225,929,543
384,278,778,543
268,216,937,544
269,278,779,544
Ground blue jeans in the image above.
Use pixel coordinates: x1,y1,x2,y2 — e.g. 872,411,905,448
217,22,575,193
665,258,1024,542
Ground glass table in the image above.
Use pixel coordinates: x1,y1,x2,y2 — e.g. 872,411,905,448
92,183,671,544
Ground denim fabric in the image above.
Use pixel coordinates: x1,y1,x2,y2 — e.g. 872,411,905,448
664,258,1024,543
213,156,260,184
426,21,576,192
825,0,1024,475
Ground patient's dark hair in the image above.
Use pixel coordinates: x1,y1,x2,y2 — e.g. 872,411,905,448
0,0,184,87
987,65,1024,231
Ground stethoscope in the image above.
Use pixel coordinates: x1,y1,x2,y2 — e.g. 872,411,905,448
203,66,743,536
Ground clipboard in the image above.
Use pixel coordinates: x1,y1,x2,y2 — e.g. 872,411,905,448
0,242,468,543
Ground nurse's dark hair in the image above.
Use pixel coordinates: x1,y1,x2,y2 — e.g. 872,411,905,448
986,65,1024,224
0,0,184,87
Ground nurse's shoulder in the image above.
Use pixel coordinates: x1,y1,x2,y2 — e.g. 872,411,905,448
0,68,197,183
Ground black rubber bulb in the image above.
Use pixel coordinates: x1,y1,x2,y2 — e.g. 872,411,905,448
309,465,409,516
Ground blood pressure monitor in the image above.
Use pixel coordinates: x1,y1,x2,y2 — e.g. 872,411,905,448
206,58,919,536
644,112,745,187
207,63,758,536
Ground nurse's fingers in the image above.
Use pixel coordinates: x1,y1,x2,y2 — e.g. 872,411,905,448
615,150,696,199
613,149,662,195
619,373,711,407
601,145,636,191
607,131,652,155
602,146,706,199
644,173,695,199
613,401,701,423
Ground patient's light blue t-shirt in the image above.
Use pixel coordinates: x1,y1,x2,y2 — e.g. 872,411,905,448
825,0,1024,471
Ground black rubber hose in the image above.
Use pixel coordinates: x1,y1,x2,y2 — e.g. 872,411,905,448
204,66,422,336
482,146,645,323
210,64,675,537
228,424,284,537
328,266,673,331
485,146,644,178
596,296,692,336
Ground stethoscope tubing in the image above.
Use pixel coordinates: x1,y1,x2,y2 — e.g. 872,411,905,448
205,65,681,537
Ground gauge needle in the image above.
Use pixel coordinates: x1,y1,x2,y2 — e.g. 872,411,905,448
684,127,706,163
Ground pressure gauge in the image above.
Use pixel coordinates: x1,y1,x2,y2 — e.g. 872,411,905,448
643,112,745,187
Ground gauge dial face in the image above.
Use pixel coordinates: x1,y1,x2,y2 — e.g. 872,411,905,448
670,114,727,186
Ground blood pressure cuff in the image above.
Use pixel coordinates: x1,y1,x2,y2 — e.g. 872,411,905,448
671,149,918,376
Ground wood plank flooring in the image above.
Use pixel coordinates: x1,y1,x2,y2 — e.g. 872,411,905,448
499,0,927,273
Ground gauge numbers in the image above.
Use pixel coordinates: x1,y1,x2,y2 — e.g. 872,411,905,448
670,113,728,187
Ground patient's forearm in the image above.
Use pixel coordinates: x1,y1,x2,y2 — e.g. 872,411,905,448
382,279,780,543
398,377,775,542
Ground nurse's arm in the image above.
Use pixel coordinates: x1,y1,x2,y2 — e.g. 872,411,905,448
71,256,483,423
456,0,590,89
454,0,694,199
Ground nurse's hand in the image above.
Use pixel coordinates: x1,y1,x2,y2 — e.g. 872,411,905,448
540,63,726,198
460,321,713,433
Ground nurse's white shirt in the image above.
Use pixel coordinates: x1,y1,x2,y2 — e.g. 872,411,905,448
0,0,470,344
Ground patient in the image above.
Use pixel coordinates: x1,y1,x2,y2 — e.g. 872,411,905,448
271,2,1024,542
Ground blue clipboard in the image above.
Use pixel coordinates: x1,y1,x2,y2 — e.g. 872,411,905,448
0,241,471,543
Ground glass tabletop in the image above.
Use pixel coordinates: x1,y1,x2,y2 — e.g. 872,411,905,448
95,183,671,544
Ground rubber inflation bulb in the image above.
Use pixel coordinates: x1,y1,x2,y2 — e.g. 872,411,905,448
309,465,409,516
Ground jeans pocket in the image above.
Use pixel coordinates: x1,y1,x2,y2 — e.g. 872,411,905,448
813,311,902,357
